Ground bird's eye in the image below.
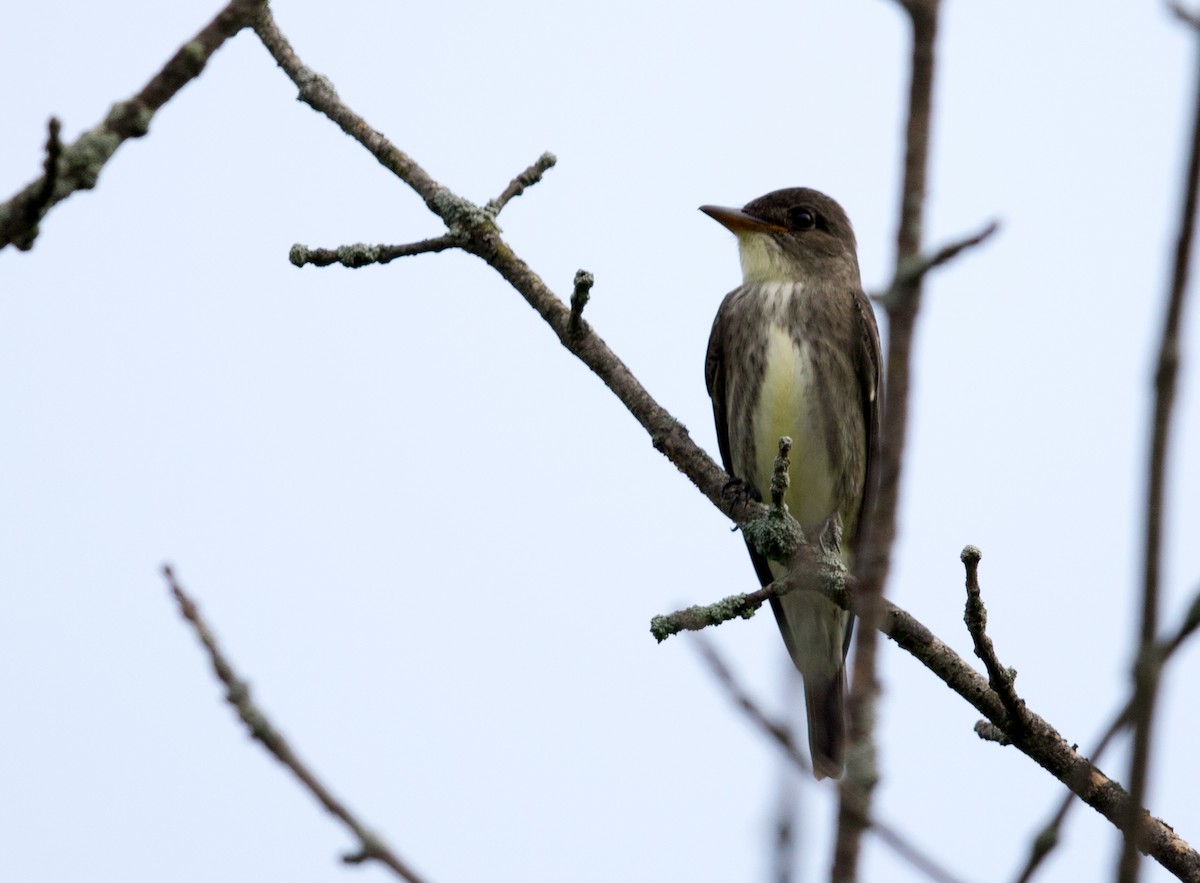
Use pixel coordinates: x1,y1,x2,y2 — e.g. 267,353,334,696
787,207,816,230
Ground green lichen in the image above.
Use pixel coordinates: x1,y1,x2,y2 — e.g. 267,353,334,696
61,127,122,192
337,243,381,267
648,593,757,643
741,507,803,563
183,39,208,67
431,189,493,232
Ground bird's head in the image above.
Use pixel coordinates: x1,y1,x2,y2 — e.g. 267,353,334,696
700,188,859,284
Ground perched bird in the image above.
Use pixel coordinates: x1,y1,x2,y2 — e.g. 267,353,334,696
702,188,881,779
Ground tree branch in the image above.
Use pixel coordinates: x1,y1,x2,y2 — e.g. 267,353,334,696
1120,8,1200,882
872,221,999,308
960,546,1025,736
656,559,1200,880
162,565,432,883
288,234,462,268
835,0,942,877
0,0,266,251
486,152,558,216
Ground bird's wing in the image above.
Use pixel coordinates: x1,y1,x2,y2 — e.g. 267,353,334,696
853,288,884,543
704,294,736,476
706,291,779,593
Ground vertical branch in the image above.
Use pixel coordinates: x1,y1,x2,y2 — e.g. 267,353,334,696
773,664,806,883
833,1,941,880
1118,9,1200,882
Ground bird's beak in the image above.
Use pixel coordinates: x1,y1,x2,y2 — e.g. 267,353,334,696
699,205,785,234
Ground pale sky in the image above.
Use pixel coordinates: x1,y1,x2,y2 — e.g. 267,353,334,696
3,2,1199,882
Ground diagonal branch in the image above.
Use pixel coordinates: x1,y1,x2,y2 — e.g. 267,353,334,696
0,0,267,251
162,565,432,883
252,9,443,210
252,5,764,532
654,563,1200,881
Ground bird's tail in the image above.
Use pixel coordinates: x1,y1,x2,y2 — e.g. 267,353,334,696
804,666,847,780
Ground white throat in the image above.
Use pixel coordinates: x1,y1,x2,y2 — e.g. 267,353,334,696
736,231,797,283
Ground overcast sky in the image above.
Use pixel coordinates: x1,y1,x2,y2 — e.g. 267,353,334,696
3,2,1199,882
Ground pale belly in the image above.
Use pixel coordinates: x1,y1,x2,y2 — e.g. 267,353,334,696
750,324,836,535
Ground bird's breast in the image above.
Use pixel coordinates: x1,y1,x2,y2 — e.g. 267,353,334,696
750,323,836,534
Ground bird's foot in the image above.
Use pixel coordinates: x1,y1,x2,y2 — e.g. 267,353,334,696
817,516,843,556
722,476,761,506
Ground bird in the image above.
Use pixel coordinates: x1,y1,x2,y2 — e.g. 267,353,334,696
702,188,881,779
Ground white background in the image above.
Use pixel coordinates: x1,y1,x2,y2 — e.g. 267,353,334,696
2,2,1199,882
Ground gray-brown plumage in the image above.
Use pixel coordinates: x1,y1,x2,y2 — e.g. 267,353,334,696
702,188,881,779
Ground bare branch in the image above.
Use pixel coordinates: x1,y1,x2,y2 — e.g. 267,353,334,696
162,565,432,883
872,221,1000,307
694,639,969,883
961,546,1025,735
835,0,943,876
289,235,461,268
656,548,1199,878
0,0,266,251
486,152,558,216
1120,9,1200,882
252,8,443,208
889,596,1199,880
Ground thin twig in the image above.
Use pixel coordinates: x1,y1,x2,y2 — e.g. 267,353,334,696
486,152,558,215
649,550,848,642
569,269,593,335
1120,10,1200,882
960,546,1025,735
872,221,1000,307
694,638,969,883
252,9,443,210
162,565,432,883
0,0,266,251
289,234,461,268
20,118,64,231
